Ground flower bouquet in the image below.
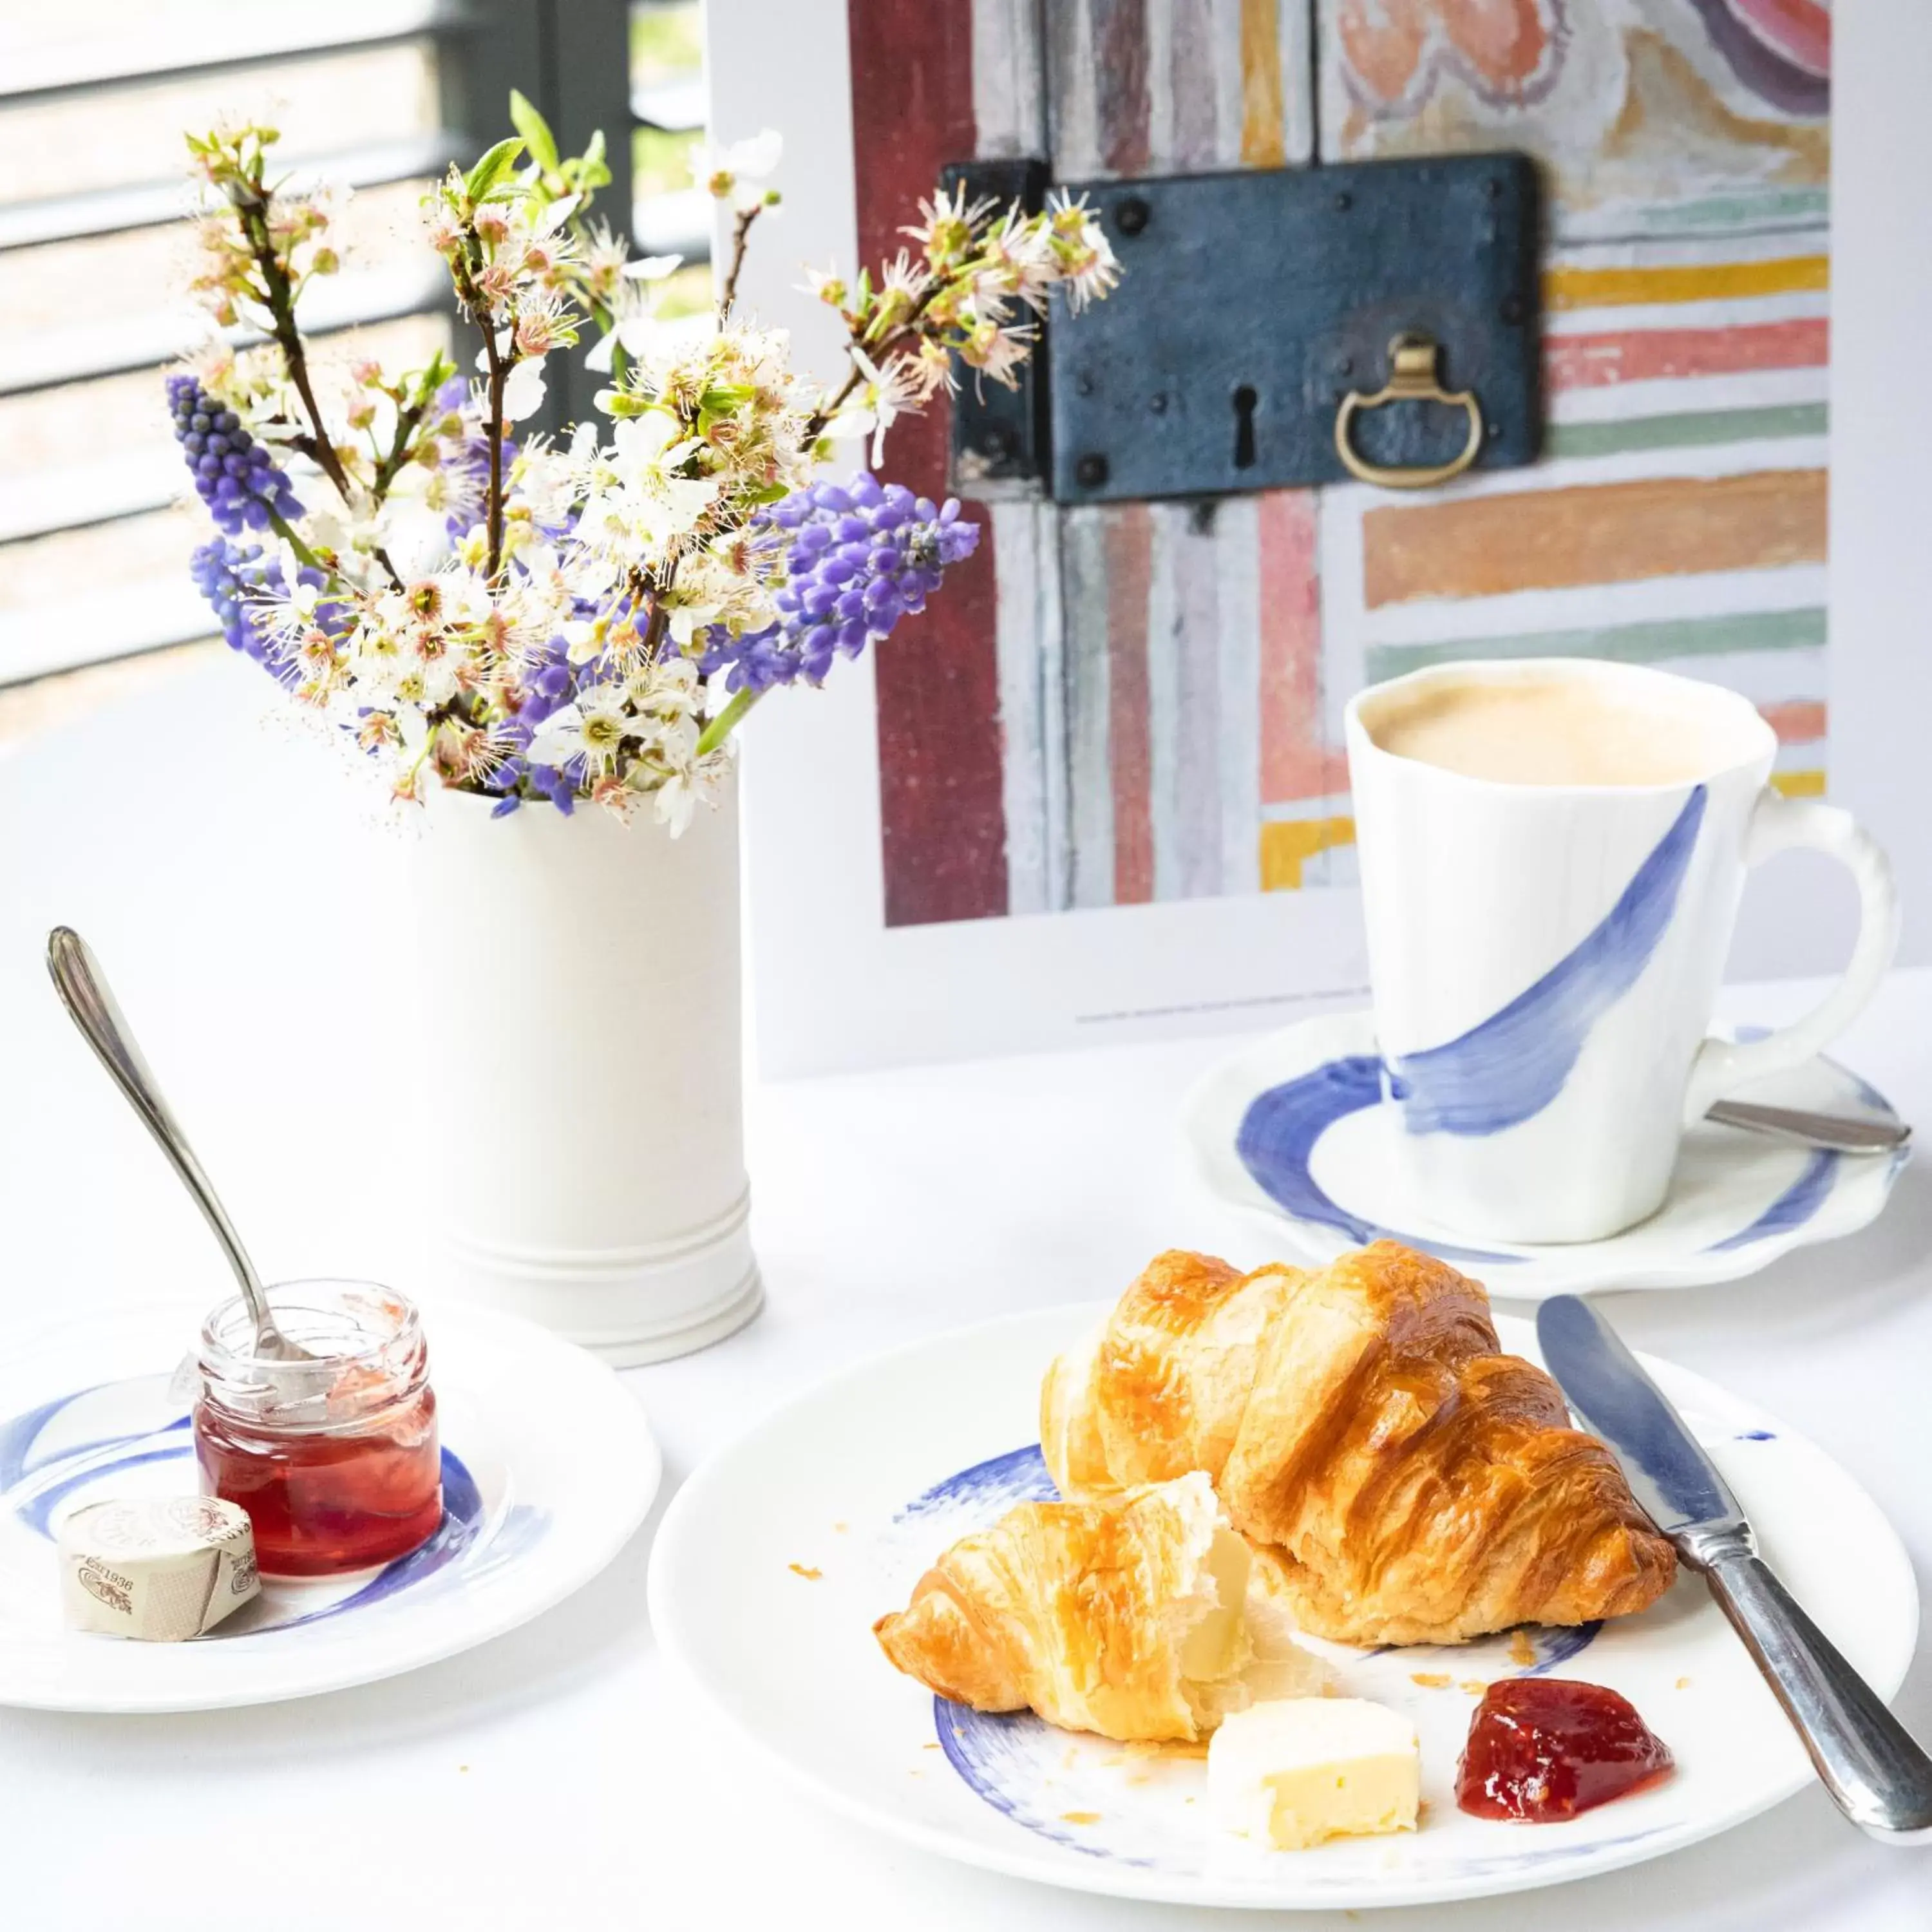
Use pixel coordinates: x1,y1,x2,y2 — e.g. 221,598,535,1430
170,104,1116,828
164,99,1117,1360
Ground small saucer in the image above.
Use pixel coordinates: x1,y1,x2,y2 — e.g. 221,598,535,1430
1182,1010,1909,1298
0,1303,659,1711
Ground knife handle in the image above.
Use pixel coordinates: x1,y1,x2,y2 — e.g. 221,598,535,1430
1703,1548,1932,1842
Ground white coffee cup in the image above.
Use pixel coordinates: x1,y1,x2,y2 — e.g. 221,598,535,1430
1344,658,1899,1244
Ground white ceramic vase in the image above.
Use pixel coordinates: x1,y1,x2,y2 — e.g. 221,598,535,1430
408,768,761,1364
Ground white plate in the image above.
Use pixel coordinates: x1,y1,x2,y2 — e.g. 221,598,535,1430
649,1303,1918,1913
0,1303,659,1712
1182,1010,1908,1297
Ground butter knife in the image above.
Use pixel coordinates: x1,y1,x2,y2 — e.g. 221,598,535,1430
1537,1294,1932,1844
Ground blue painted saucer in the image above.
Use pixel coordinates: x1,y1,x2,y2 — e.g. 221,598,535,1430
1183,1010,1908,1298
0,1303,658,1711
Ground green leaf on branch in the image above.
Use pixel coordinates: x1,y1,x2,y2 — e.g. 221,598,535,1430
568,128,612,194
507,91,559,171
465,137,527,204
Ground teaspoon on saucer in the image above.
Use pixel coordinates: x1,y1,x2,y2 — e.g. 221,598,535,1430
1705,1098,1910,1155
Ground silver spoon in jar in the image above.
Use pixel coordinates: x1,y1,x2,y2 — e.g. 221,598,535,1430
46,926,318,1366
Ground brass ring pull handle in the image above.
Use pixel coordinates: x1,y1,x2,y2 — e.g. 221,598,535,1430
1334,332,1483,489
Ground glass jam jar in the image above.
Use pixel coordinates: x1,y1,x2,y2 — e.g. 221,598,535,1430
193,1281,443,1577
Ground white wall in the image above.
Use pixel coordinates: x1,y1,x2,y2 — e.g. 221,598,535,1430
1829,1,1932,968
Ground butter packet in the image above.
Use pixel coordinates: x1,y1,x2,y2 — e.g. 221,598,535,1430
59,1496,260,1642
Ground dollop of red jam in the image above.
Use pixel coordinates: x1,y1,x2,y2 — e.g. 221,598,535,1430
1455,1677,1674,1822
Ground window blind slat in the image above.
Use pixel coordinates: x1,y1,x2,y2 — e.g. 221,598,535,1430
0,574,213,685
1,5,473,104
2,263,451,397
0,450,181,545
0,134,468,254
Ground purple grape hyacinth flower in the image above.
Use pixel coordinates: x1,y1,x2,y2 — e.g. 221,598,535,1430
188,536,310,687
697,473,980,695
167,374,303,536
486,639,595,815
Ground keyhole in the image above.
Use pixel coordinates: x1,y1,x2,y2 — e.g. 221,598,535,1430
1232,385,1258,470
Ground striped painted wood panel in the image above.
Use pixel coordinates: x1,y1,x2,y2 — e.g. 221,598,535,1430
1036,0,1320,911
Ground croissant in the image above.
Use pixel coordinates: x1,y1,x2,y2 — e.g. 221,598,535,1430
1041,1240,1675,1646
873,1472,1305,1742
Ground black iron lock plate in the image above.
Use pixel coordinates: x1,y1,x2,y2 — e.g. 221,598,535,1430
947,152,1540,504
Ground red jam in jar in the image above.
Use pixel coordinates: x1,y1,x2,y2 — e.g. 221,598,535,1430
1456,1677,1674,1822
193,1281,442,1577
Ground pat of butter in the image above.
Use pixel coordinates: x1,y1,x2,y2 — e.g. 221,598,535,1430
1207,1698,1419,1850
59,1496,260,1643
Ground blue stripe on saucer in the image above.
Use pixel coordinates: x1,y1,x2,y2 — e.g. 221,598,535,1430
1703,1148,1837,1252
1235,1056,1524,1265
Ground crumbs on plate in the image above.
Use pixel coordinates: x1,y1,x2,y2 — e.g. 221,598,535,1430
1060,1811,1102,1825
1125,1737,1208,1760
788,1563,822,1581
1410,1672,1452,1689
1676,1675,1692,1689
1508,1630,1537,1667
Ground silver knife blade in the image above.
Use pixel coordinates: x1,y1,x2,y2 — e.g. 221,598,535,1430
1535,1294,1747,1548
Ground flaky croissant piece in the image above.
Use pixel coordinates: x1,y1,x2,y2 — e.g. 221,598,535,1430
873,1472,1272,1742
1041,1240,1676,1646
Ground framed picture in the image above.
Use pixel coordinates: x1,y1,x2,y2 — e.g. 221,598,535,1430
712,0,1928,1077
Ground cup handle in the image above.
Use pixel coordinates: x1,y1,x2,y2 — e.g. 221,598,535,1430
1681,790,1900,1127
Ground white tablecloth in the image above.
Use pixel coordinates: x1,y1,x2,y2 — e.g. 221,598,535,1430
1,669,1927,1929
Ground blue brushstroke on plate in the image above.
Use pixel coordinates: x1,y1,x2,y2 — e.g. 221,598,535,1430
1372,1621,1602,1673
1845,1067,1897,1114
0,1379,518,1632
907,1445,1155,1866
1703,1147,1837,1251
936,1700,1160,1867
0,1388,97,1493
1736,1429,1776,1442
1522,1621,1604,1674
896,1442,1058,1523
1388,787,1706,1137
15,1432,193,1536
1235,1056,1523,1265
